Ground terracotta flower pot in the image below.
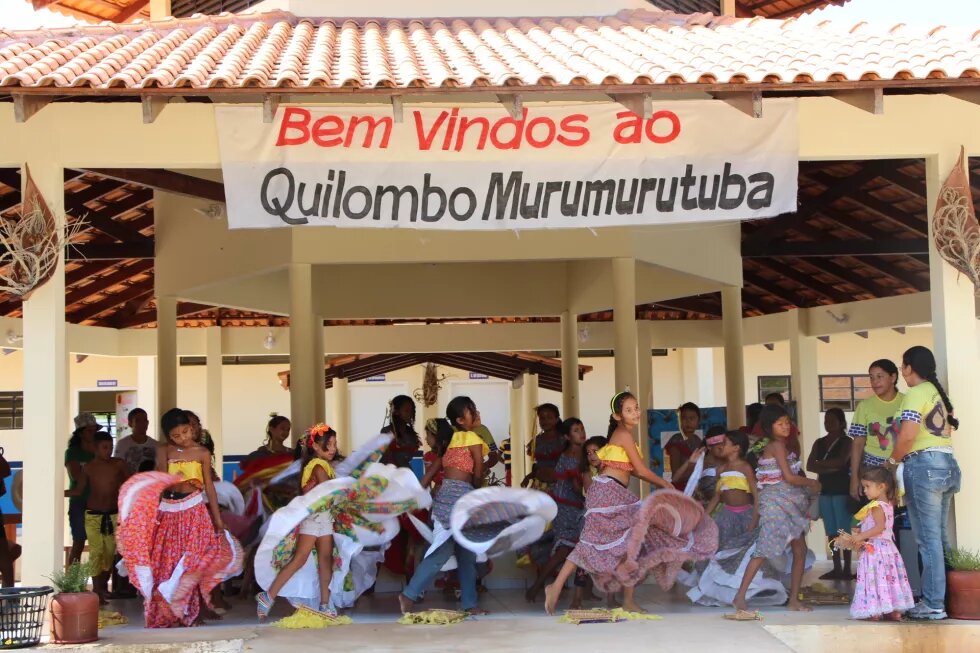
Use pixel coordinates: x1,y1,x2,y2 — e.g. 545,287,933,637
49,591,100,644
947,570,980,620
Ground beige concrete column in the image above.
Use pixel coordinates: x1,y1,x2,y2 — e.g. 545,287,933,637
560,310,580,418
509,381,526,487
21,161,67,583
637,320,653,497
721,0,736,16
927,150,980,549
205,326,223,469
288,263,316,441
149,0,171,20
788,309,820,454
681,348,714,405
521,372,539,484
136,356,157,437
333,377,351,454
313,319,325,423
156,295,177,414
612,258,639,395
722,286,747,429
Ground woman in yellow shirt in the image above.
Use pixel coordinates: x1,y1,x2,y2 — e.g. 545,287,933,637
848,359,904,501
889,346,961,621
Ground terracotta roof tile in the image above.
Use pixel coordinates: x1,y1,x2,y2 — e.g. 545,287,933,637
0,8,977,91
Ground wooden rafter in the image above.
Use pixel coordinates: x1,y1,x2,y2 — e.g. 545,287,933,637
749,259,853,305
81,169,225,204
743,270,811,308
67,241,154,260
63,260,154,307
743,238,927,257
70,278,154,323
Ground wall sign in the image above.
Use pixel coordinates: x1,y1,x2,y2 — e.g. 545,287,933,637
365,375,386,382
216,100,798,231
96,379,118,388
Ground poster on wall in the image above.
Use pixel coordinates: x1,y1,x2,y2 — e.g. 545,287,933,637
647,406,728,473
216,100,798,231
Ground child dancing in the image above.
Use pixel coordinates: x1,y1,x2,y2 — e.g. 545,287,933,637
525,418,587,603
544,392,717,615
117,408,243,628
256,424,338,620
732,405,819,614
837,467,914,621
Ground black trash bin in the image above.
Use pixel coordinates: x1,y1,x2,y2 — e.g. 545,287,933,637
0,587,53,649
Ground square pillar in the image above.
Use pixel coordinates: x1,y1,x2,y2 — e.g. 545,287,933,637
637,320,654,497
136,356,157,435
722,286,746,429
927,150,980,549
156,294,177,415
150,0,171,20
681,348,714,406
21,161,67,584
509,381,526,488
288,263,316,440
333,377,350,454
612,258,639,395
313,318,326,423
788,309,819,454
560,310,580,418
205,326,223,469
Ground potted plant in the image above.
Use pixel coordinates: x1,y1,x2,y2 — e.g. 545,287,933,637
47,561,99,644
947,548,980,620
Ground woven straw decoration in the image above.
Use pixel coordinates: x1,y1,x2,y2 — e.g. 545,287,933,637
932,147,980,295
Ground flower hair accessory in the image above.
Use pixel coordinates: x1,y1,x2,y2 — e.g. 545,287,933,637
305,423,333,448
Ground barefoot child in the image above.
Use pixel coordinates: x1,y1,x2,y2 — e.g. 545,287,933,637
526,418,587,603
844,466,914,621
732,405,820,614
544,392,717,615
256,424,337,619
116,408,243,628
67,431,128,604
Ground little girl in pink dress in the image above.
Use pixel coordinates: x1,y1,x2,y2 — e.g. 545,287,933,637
848,467,914,621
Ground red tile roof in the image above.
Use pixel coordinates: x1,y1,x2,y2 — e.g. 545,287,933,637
0,8,977,91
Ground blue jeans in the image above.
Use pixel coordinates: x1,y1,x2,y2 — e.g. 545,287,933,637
402,538,478,610
903,451,961,610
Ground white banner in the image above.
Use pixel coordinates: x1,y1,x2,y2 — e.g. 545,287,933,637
216,99,798,230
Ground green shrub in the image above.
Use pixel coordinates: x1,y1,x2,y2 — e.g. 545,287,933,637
47,561,92,593
947,548,980,572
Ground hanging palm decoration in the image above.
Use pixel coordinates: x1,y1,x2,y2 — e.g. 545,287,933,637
932,147,980,294
0,165,84,298
413,362,444,408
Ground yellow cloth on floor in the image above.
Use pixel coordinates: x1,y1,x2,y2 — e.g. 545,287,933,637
273,608,352,629
560,608,663,624
97,610,128,628
398,609,468,625
83,513,117,574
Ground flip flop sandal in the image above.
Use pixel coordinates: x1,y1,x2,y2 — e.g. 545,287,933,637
256,591,273,621
723,610,763,621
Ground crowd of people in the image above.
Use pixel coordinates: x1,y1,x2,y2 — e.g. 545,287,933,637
54,344,959,627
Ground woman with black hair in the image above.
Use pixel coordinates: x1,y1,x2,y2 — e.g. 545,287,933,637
848,360,904,502
381,395,421,468
890,346,961,621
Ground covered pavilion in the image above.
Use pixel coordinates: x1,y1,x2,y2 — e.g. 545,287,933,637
0,0,978,590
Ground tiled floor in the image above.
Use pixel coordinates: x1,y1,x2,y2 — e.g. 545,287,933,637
78,565,977,653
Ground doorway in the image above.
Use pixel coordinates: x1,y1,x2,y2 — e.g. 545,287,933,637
349,381,410,452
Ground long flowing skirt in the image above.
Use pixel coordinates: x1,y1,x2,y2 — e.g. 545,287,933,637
567,477,717,593
116,473,244,628
683,505,788,607
255,462,431,610
754,482,812,560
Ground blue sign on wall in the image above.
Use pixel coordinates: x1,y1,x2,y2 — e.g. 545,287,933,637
365,375,386,382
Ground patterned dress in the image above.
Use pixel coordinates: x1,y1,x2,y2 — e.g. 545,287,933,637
548,453,585,551
753,453,813,560
851,501,915,619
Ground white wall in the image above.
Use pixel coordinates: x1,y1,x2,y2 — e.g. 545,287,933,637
0,325,939,462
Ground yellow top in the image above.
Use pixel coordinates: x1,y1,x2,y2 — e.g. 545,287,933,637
301,458,336,488
597,442,642,471
854,500,880,522
716,471,750,493
168,460,203,486
900,382,954,454
448,431,490,457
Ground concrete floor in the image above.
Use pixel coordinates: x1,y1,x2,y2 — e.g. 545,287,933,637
47,566,978,653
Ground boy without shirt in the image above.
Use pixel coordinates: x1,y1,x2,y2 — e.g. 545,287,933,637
67,432,129,604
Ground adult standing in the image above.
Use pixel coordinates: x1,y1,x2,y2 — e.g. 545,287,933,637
114,408,159,474
65,412,98,565
806,408,853,580
848,359,904,502
381,395,421,469
242,415,292,467
889,346,961,621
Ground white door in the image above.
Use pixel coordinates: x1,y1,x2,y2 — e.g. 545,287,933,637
349,381,410,451
446,380,510,478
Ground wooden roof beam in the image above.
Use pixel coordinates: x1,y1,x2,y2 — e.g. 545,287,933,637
744,271,811,308
802,258,895,297
70,282,153,323
12,93,50,123
751,259,853,304
831,88,884,115
743,238,927,257
67,240,154,260
141,94,170,124
714,91,763,118
80,169,225,203
63,260,154,307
